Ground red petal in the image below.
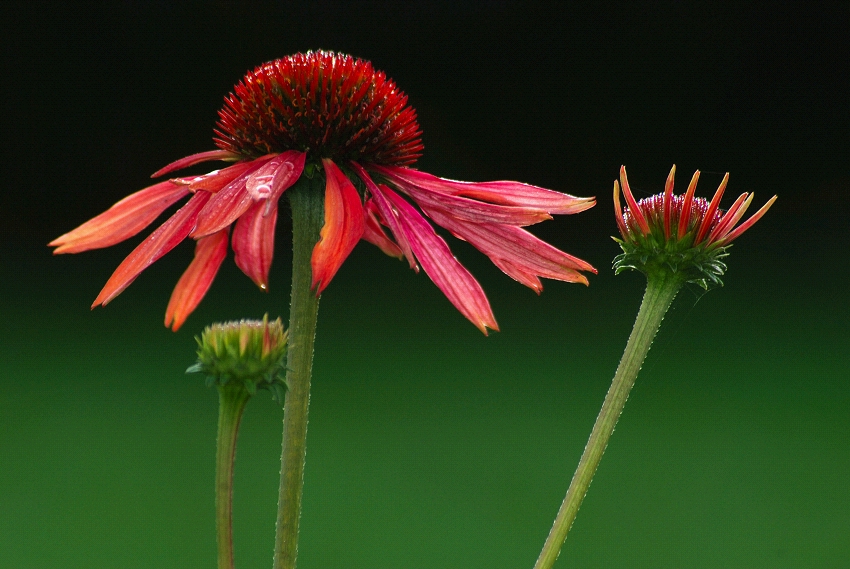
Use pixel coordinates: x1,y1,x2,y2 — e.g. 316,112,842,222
663,165,676,238
715,195,777,246
382,185,498,334
695,172,729,243
233,200,277,289
180,161,258,193
50,181,189,254
151,149,240,178
373,165,595,215
191,157,276,238
619,166,650,235
164,229,229,331
310,159,366,294
612,180,628,238
362,199,403,258
92,191,212,307
677,170,701,239
350,162,418,270
426,207,594,288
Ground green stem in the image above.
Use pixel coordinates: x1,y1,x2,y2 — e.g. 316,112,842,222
216,384,251,569
533,271,685,569
273,178,324,569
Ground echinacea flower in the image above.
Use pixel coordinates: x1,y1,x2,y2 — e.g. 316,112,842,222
51,51,596,332
613,165,776,287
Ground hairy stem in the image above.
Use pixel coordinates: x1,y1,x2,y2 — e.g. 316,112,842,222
273,177,324,569
533,271,684,569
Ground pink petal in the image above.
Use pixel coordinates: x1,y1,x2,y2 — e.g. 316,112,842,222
426,207,595,290
362,199,403,258
92,191,212,307
375,173,552,225
50,181,189,254
191,156,277,238
151,149,240,178
164,229,229,331
232,200,277,289
350,162,418,270
381,185,498,334
373,165,595,215
310,159,366,294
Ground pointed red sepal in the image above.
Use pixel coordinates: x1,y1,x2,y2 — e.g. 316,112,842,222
151,149,240,178
50,181,189,254
164,229,229,331
677,170,701,239
613,180,628,238
381,185,498,334
92,191,212,307
362,199,404,258
715,195,777,246
233,200,277,290
619,166,651,235
663,165,676,238
310,159,366,294
695,172,729,243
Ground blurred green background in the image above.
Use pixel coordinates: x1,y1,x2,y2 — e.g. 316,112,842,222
1,2,848,568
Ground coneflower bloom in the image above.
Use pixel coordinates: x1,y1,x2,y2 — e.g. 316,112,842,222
51,51,595,332
613,165,776,287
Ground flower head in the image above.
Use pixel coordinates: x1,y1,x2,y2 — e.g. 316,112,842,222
187,315,288,403
51,51,596,333
613,165,776,287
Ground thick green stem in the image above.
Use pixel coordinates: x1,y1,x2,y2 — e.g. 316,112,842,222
273,178,324,569
216,385,251,569
533,271,685,569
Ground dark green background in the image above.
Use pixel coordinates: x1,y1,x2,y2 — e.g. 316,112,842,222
1,2,847,568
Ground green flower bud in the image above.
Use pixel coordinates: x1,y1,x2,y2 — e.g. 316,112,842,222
187,315,288,403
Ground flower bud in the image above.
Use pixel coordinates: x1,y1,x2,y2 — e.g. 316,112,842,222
187,315,288,403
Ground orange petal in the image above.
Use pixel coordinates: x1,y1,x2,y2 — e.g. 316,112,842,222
92,191,212,307
310,159,365,294
50,181,189,254
164,229,229,331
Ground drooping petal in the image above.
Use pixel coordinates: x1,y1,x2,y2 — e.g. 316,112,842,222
50,181,189,254
151,149,240,178
232,200,277,289
178,161,259,193
164,229,229,331
362,199,403,258
372,164,595,215
381,185,498,334
92,191,212,307
191,155,277,238
350,162,417,270
310,159,366,293
246,150,306,204
426,207,595,291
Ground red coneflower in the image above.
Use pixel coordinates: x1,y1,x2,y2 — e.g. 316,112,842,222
613,165,776,287
51,51,595,332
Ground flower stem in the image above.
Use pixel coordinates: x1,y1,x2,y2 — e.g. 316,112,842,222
273,177,324,569
216,384,251,569
533,270,685,569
